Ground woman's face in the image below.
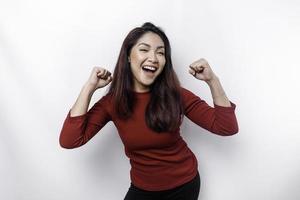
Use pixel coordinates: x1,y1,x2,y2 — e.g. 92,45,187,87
129,32,166,92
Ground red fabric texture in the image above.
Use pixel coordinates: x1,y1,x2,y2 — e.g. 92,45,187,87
59,87,238,191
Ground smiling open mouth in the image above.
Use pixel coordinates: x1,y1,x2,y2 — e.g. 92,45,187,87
142,65,158,73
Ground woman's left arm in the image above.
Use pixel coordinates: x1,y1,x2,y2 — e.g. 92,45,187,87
187,58,238,135
189,58,231,107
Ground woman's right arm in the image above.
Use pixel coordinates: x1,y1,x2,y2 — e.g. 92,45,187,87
69,83,96,117
71,67,112,117
59,67,113,149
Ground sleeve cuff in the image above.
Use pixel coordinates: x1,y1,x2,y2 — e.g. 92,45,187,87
213,101,236,112
66,110,87,123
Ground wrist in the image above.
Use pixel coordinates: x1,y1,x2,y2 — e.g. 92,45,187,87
206,75,219,86
83,83,96,94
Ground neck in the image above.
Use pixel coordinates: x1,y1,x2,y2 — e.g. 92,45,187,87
133,85,150,93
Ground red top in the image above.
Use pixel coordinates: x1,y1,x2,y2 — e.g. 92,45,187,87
59,87,238,191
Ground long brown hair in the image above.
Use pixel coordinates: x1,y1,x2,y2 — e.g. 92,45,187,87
108,22,183,133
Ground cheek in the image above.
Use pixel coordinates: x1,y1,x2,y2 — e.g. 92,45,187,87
129,56,142,72
158,63,166,74
160,57,166,67
130,50,144,64
158,58,166,74
130,65,140,76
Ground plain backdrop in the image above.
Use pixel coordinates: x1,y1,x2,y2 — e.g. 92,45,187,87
1,0,299,199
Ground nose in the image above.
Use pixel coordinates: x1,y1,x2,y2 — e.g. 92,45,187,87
148,51,158,63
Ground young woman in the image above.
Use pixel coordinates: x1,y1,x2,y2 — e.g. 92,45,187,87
59,22,238,200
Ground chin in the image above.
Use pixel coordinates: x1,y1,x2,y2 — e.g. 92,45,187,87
142,81,154,87
143,77,158,85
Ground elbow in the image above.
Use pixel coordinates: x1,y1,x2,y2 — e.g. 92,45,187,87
221,123,239,136
223,127,239,136
211,122,239,136
59,129,86,149
59,135,77,149
59,139,73,149
59,141,74,149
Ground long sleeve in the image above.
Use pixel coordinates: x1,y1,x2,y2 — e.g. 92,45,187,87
59,95,112,149
181,87,239,136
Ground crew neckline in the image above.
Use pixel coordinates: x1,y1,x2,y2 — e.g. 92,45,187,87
132,90,151,97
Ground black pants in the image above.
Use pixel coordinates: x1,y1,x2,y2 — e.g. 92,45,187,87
124,171,201,200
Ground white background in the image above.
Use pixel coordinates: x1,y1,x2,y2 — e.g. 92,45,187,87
1,0,299,199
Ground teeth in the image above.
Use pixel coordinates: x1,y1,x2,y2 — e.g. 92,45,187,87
142,66,157,71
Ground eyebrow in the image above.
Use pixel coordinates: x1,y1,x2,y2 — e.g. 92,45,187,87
138,43,165,49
